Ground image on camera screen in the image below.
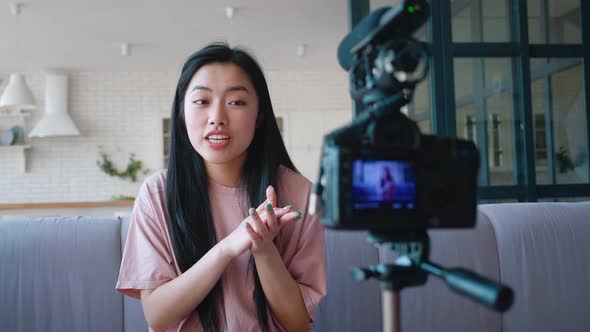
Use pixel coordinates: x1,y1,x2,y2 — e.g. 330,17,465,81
352,159,416,210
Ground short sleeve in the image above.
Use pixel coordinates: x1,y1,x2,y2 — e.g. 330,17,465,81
287,212,327,321
115,183,178,300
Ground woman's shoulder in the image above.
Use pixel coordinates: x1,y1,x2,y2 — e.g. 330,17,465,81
277,164,313,189
276,165,315,209
129,170,171,228
140,169,167,193
136,169,167,207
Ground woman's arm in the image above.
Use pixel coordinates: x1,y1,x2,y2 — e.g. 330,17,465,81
253,244,311,331
246,200,311,331
140,240,234,332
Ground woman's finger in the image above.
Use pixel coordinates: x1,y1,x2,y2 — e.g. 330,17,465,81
266,185,277,207
248,208,268,235
278,210,303,227
254,185,277,215
258,205,293,223
244,222,261,242
256,199,269,214
265,203,278,233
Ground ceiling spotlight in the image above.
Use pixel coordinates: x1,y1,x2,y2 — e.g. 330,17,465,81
225,6,235,19
9,2,23,16
296,44,306,57
120,43,130,56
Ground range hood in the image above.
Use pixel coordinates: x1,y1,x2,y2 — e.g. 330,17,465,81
29,73,80,138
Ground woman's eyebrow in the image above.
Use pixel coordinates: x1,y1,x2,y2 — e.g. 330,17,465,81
226,85,250,94
189,85,250,94
190,85,211,93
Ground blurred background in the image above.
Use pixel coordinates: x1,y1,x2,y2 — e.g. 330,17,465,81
0,0,588,218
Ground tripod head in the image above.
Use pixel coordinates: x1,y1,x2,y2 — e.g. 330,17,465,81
353,231,514,312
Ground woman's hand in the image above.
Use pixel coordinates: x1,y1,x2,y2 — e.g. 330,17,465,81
244,185,302,256
220,189,295,258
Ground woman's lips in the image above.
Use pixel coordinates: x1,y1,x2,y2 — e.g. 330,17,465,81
205,135,230,150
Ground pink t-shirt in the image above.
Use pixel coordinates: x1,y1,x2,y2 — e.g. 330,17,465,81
116,165,327,332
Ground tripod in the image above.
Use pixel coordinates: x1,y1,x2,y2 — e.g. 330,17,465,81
353,231,514,332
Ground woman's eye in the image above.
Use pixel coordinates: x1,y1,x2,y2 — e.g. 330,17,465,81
192,99,207,105
229,100,246,106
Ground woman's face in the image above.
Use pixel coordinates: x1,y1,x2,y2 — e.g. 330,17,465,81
183,62,259,169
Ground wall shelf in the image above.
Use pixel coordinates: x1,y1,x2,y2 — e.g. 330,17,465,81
0,110,32,118
0,144,31,151
0,107,32,173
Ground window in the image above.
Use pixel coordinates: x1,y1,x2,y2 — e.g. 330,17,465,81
528,0,582,44
454,58,516,185
531,58,588,185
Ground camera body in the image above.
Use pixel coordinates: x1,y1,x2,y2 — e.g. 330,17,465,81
319,135,479,232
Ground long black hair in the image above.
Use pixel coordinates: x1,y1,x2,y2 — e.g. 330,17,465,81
165,42,297,331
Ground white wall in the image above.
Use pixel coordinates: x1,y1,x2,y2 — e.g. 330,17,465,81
0,70,352,203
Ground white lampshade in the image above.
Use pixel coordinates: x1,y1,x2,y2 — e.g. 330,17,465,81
0,73,36,109
29,73,80,138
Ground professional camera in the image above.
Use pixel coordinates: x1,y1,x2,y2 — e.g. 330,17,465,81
309,2,513,327
310,0,480,232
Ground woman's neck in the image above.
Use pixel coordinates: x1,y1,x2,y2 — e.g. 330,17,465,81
204,157,245,188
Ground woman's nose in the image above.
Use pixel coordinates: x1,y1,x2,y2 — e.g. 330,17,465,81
208,103,227,126
209,118,226,126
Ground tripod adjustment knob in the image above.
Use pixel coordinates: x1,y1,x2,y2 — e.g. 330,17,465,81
352,267,376,280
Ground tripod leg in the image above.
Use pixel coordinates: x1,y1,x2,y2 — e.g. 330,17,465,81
382,289,401,332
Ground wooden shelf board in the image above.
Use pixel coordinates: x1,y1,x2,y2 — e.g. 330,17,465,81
0,200,135,210
0,144,31,151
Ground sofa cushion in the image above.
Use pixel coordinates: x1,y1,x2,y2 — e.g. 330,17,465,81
0,217,124,332
314,230,381,332
480,202,590,332
120,216,149,332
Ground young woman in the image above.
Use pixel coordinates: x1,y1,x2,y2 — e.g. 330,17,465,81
116,43,326,332
378,166,396,201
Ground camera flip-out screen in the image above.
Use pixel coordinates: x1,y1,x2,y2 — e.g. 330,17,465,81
352,159,416,211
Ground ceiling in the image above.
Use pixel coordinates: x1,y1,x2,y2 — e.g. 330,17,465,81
0,0,350,72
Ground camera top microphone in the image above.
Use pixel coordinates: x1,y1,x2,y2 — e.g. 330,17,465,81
337,7,389,71
337,0,428,71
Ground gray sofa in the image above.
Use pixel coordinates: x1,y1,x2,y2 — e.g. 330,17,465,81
1,202,589,332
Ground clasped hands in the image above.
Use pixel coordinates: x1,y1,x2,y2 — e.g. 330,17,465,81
222,185,301,258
